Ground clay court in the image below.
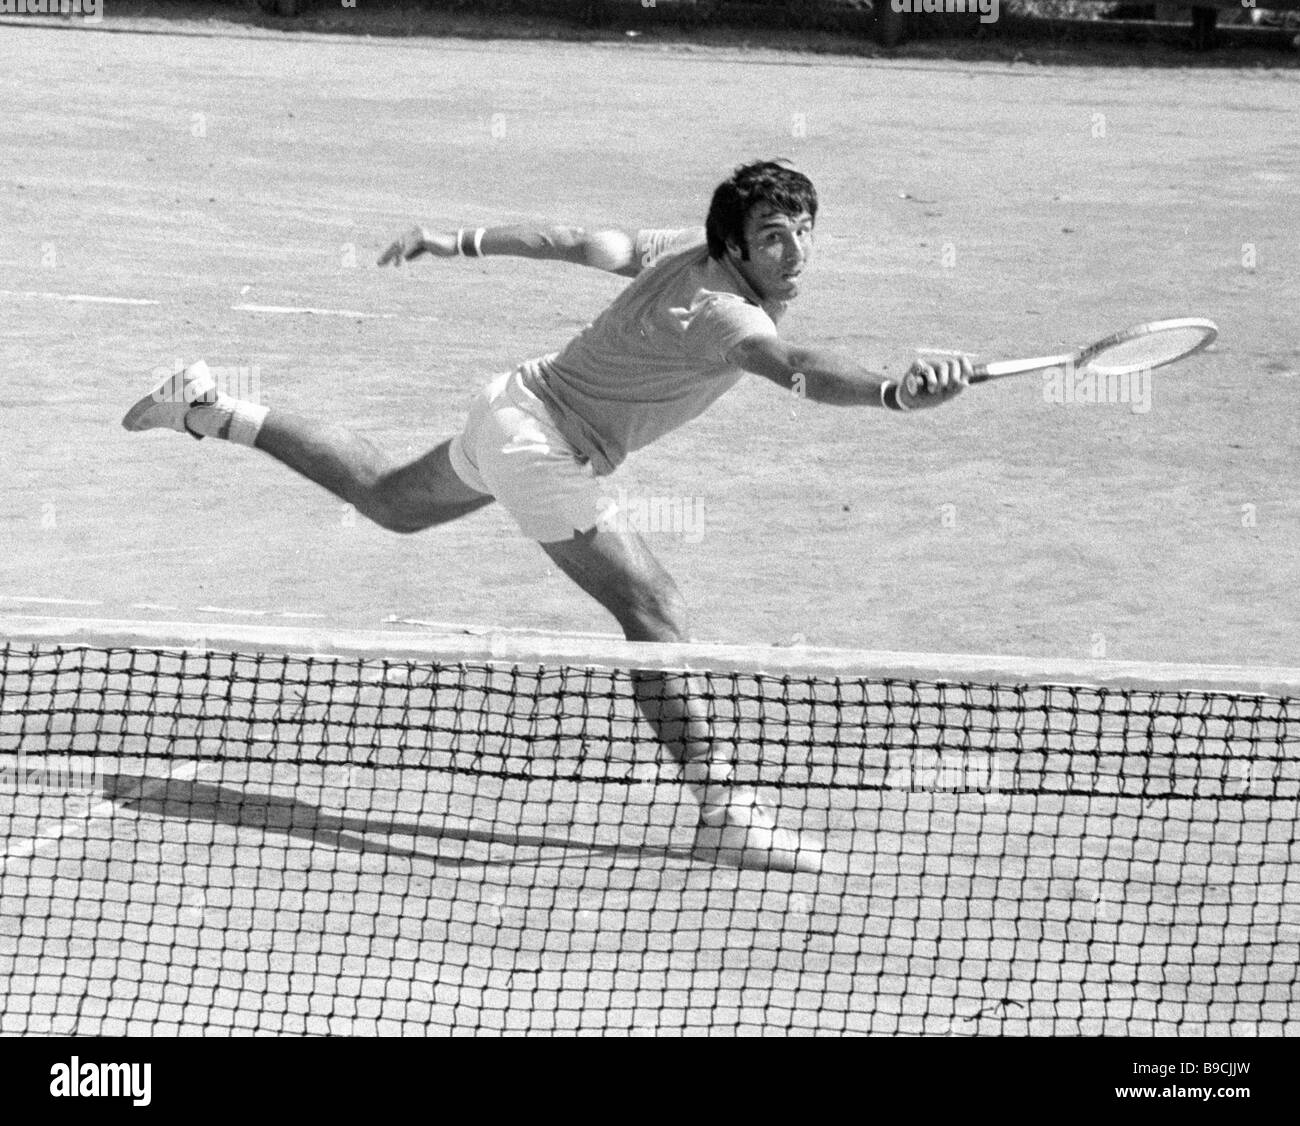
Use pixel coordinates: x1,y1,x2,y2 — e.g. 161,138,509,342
1,19,1296,661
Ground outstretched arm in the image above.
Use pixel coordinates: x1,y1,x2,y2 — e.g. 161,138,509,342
727,334,969,411
377,223,640,276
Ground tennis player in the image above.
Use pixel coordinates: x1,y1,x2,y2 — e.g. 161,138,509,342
124,160,968,873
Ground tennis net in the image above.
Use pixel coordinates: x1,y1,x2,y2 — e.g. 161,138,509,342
1,616,1296,1035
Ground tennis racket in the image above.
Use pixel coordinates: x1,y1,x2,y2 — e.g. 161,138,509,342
908,318,1218,392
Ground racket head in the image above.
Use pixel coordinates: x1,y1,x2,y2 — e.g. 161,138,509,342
1076,317,1218,376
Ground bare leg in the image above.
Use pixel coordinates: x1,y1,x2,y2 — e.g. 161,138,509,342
126,363,490,532
254,413,493,533
541,525,821,872
540,525,716,771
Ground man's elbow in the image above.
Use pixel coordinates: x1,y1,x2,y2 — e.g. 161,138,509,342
534,227,634,274
730,336,798,383
539,226,585,259
581,229,637,274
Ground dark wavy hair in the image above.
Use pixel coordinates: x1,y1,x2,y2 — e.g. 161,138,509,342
705,160,818,260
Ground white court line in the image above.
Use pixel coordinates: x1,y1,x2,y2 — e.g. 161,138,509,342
1,599,323,620
0,595,102,606
0,290,159,307
193,607,325,620
232,303,441,324
383,615,623,641
232,302,397,319
0,760,205,871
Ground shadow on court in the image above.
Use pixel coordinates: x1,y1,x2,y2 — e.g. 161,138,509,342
99,772,696,869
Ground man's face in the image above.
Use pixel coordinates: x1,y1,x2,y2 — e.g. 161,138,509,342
727,206,814,302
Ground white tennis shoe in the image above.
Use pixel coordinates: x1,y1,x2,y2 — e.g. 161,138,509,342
121,361,217,439
692,788,822,874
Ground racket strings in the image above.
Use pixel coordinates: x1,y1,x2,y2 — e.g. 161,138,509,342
1084,326,1215,376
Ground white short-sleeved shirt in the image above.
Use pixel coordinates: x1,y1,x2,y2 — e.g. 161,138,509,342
517,227,785,476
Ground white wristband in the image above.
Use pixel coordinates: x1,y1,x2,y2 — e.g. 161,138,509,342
882,381,911,412
472,227,486,257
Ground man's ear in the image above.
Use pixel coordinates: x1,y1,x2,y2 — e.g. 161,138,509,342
724,237,747,262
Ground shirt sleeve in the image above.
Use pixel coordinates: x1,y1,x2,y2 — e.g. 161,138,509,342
634,226,706,270
682,292,779,364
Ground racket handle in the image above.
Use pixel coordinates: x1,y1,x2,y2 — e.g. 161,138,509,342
902,367,986,398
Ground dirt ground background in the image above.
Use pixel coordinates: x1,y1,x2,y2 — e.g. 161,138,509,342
1,18,1297,665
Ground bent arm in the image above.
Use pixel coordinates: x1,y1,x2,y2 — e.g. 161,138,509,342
378,223,640,276
727,334,969,411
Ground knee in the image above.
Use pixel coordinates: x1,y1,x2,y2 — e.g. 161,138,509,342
351,467,435,534
617,585,690,643
359,496,428,535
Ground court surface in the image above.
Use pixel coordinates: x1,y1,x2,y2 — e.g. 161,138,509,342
0,22,1297,662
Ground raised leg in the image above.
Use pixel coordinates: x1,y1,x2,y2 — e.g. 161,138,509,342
254,416,493,533
123,361,494,534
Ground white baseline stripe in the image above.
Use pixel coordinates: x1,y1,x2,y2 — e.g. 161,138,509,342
232,303,441,324
192,607,323,621
0,596,102,606
384,615,623,641
0,290,159,307
1,600,322,617
0,760,205,870
232,303,397,319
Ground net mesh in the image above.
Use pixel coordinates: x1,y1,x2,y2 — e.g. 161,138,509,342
1085,325,1214,375
1,632,1297,1035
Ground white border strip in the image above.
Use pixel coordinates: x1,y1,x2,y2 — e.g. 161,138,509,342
0,762,206,872
0,596,102,607
2,616,1298,697
232,302,395,315
382,615,623,640
231,303,440,324
231,302,398,318
0,290,159,307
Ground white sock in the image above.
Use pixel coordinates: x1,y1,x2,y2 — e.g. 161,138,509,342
187,397,269,446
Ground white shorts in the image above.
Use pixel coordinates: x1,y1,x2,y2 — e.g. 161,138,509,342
448,368,618,543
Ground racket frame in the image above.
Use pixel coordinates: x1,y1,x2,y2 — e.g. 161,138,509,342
968,317,1218,385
